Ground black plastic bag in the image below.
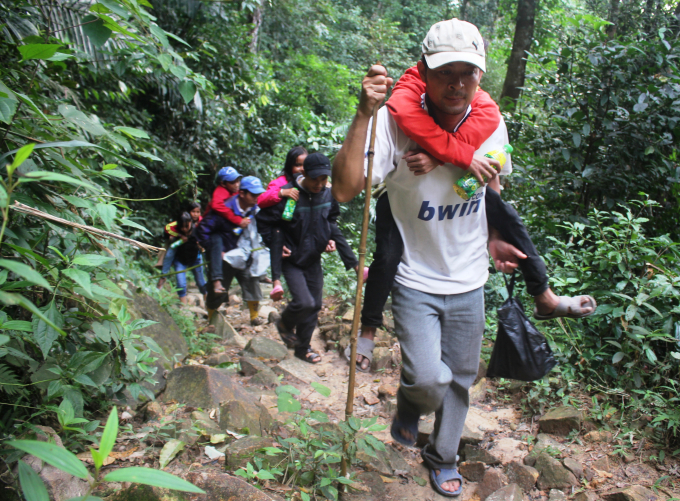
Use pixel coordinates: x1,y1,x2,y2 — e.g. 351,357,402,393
486,273,557,381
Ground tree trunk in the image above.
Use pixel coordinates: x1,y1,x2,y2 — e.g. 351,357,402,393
248,2,263,53
499,0,537,112
460,0,469,20
606,0,619,38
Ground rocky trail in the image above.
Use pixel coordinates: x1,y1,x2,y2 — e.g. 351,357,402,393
21,283,680,501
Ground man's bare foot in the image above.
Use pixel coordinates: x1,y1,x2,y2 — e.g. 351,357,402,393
156,277,166,289
433,471,461,493
357,326,377,371
179,296,188,304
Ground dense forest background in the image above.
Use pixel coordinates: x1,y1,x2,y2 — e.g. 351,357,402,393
1,0,680,473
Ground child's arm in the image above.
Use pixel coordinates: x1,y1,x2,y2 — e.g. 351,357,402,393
258,176,288,209
327,200,358,270
210,187,244,225
386,66,501,168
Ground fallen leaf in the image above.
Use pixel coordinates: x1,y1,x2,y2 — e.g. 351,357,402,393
380,476,398,483
210,434,227,444
204,445,225,460
159,439,185,469
594,469,613,478
110,447,138,459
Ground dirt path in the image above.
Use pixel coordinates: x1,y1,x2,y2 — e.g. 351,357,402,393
116,283,680,501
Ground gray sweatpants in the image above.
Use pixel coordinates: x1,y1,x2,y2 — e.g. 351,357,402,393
391,283,485,470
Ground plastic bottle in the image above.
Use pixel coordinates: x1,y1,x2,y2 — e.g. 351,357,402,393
169,238,183,249
453,144,514,200
282,189,298,221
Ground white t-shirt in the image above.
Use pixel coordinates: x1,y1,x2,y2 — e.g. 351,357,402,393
365,105,512,295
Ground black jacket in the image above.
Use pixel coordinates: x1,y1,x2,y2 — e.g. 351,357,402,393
256,178,358,270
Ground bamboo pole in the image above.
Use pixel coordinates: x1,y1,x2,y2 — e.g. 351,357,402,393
340,102,380,483
10,201,163,254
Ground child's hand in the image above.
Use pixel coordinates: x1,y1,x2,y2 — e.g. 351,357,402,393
180,235,188,243
325,240,337,252
404,150,441,176
239,218,251,228
282,246,292,258
468,155,500,185
280,188,300,201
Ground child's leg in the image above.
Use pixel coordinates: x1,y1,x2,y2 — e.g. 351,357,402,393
484,188,548,296
234,268,264,325
192,254,208,295
174,261,188,303
157,246,177,288
356,193,403,369
208,234,226,292
270,228,284,301
280,261,323,361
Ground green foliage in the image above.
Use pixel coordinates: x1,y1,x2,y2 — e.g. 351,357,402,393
7,406,204,500
239,383,387,500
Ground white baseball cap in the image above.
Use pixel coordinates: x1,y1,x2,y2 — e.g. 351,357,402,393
422,18,486,72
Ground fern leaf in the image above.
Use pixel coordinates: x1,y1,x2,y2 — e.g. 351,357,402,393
0,363,21,395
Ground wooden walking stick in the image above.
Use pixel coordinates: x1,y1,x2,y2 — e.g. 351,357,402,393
340,97,381,485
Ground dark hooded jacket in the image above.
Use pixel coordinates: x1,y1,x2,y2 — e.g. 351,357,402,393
256,177,357,270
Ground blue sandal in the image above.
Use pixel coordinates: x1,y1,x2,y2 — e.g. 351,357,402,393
390,412,419,446
430,468,463,497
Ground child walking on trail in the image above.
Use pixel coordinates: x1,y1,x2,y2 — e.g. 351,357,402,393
202,166,254,294
256,153,360,364
157,211,207,303
201,176,268,326
257,146,308,301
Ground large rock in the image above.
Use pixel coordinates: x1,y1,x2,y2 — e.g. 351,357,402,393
459,461,486,482
505,461,539,492
486,484,524,501
476,469,508,501
601,486,661,501
244,337,288,361
210,312,244,347
549,489,568,501
240,356,268,376
226,436,275,469
534,453,578,490
274,357,321,384
563,457,584,479
111,471,280,501
524,434,564,466
356,444,411,476
371,347,393,371
538,406,583,435
464,444,501,465
574,492,600,501
163,365,258,409
219,398,273,436
250,367,280,388
126,292,189,394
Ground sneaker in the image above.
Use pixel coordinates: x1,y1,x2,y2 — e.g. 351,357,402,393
250,317,266,326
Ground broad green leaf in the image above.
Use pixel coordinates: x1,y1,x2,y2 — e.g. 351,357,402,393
0,81,18,124
104,467,205,493
99,406,118,461
275,385,300,396
277,393,301,413
0,291,66,336
90,448,105,470
0,334,9,345
612,352,624,364
31,301,64,358
119,219,151,235
158,439,184,469
20,171,98,191
62,268,92,295
3,320,32,331
62,195,95,210
98,0,130,18
0,184,6,206
59,104,106,136
10,143,35,170
149,24,169,47
135,152,162,162
114,126,149,139
47,52,73,62
81,15,111,47
0,259,51,289
8,440,89,479
72,254,114,267
100,169,132,179
256,470,276,480
178,81,196,104
15,92,48,122
59,399,76,424
18,44,62,61
96,203,116,230
18,460,49,501
311,381,331,397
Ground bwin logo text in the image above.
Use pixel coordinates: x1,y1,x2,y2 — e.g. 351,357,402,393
417,200,481,221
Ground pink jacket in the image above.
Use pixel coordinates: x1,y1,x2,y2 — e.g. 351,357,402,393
257,175,289,209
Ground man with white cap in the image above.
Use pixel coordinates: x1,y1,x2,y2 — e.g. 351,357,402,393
332,18,511,497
